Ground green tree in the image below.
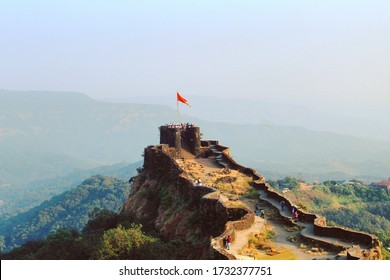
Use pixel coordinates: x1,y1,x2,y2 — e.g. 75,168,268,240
95,224,157,260
35,228,88,260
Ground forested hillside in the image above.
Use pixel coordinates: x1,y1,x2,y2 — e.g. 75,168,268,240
0,175,131,252
0,210,201,260
268,177,390,258
0,161,140,219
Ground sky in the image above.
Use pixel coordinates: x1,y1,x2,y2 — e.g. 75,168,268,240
1,0,389,106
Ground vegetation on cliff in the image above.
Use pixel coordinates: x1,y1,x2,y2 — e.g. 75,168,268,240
0,209,204,260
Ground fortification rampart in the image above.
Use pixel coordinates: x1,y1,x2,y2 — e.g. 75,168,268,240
142,144,255,260
211,144,382,256
131,127,381,259
144,145,214,202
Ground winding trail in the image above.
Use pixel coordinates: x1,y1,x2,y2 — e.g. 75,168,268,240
176,154,361,260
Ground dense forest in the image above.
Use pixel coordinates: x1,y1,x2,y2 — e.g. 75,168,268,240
268,177,390,259
0,175,131,252
0,209,204,260
0,161,140,219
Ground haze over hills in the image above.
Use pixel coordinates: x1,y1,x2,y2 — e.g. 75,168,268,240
1,89,390,258
108,94,390,142
0,90,174,186
1,89,390,188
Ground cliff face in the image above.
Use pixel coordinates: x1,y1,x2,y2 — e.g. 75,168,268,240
122,145,248,259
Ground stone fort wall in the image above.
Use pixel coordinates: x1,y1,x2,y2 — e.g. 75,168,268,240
140,127,381,259
211,144,382,251
144,145,254,260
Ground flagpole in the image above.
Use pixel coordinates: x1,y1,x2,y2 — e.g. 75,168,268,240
177,93,180,124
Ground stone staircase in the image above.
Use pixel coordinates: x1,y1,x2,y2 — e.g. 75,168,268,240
210,145,231,169
257,189,370,253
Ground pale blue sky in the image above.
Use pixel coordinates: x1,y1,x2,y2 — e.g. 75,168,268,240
1,0,389,105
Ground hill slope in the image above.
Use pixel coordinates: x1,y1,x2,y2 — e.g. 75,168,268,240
0,161,141,219
269,177,390,252
0,175,130,252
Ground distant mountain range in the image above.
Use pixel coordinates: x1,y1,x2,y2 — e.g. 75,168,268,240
1,89,389,187
108,94,390,142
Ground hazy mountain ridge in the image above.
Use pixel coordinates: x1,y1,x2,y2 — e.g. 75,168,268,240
1,90,389,186
198,122,390,182
111,94,390,141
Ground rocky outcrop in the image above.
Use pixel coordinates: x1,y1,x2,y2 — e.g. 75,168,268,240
122,145,254,259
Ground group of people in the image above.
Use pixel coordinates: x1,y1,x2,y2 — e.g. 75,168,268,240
291,206,299,222
166,123,193,129
223,235,232,250
193,178,202,186
221,201,300,252
254,199,299,222
279,200,299,221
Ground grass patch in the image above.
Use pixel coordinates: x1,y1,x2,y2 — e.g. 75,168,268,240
238,224,297,260
244,188,259,199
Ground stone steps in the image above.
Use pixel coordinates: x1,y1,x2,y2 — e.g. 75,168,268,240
257,189,369,251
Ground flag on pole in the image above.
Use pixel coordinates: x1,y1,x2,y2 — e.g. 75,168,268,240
177,92,191,107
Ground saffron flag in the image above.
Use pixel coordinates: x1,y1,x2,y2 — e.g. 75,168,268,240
177,92,191,107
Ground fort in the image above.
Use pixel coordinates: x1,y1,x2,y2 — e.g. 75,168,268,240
123,124,382,260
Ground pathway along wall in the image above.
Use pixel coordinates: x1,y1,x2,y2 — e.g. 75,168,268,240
136,142,381,259
212,144,382,257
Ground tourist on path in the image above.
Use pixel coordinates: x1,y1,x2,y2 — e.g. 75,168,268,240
227,235,232,250
280,200,285,211
294,210,299,222
260,209,265,218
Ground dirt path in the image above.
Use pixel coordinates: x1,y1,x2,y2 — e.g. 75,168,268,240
230,215,266,259
177,157,340,260
238,198,337,260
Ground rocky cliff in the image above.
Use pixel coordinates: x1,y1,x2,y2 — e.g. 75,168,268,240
122,145,251,259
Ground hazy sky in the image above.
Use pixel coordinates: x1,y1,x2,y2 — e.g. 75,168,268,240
1,0,389,105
